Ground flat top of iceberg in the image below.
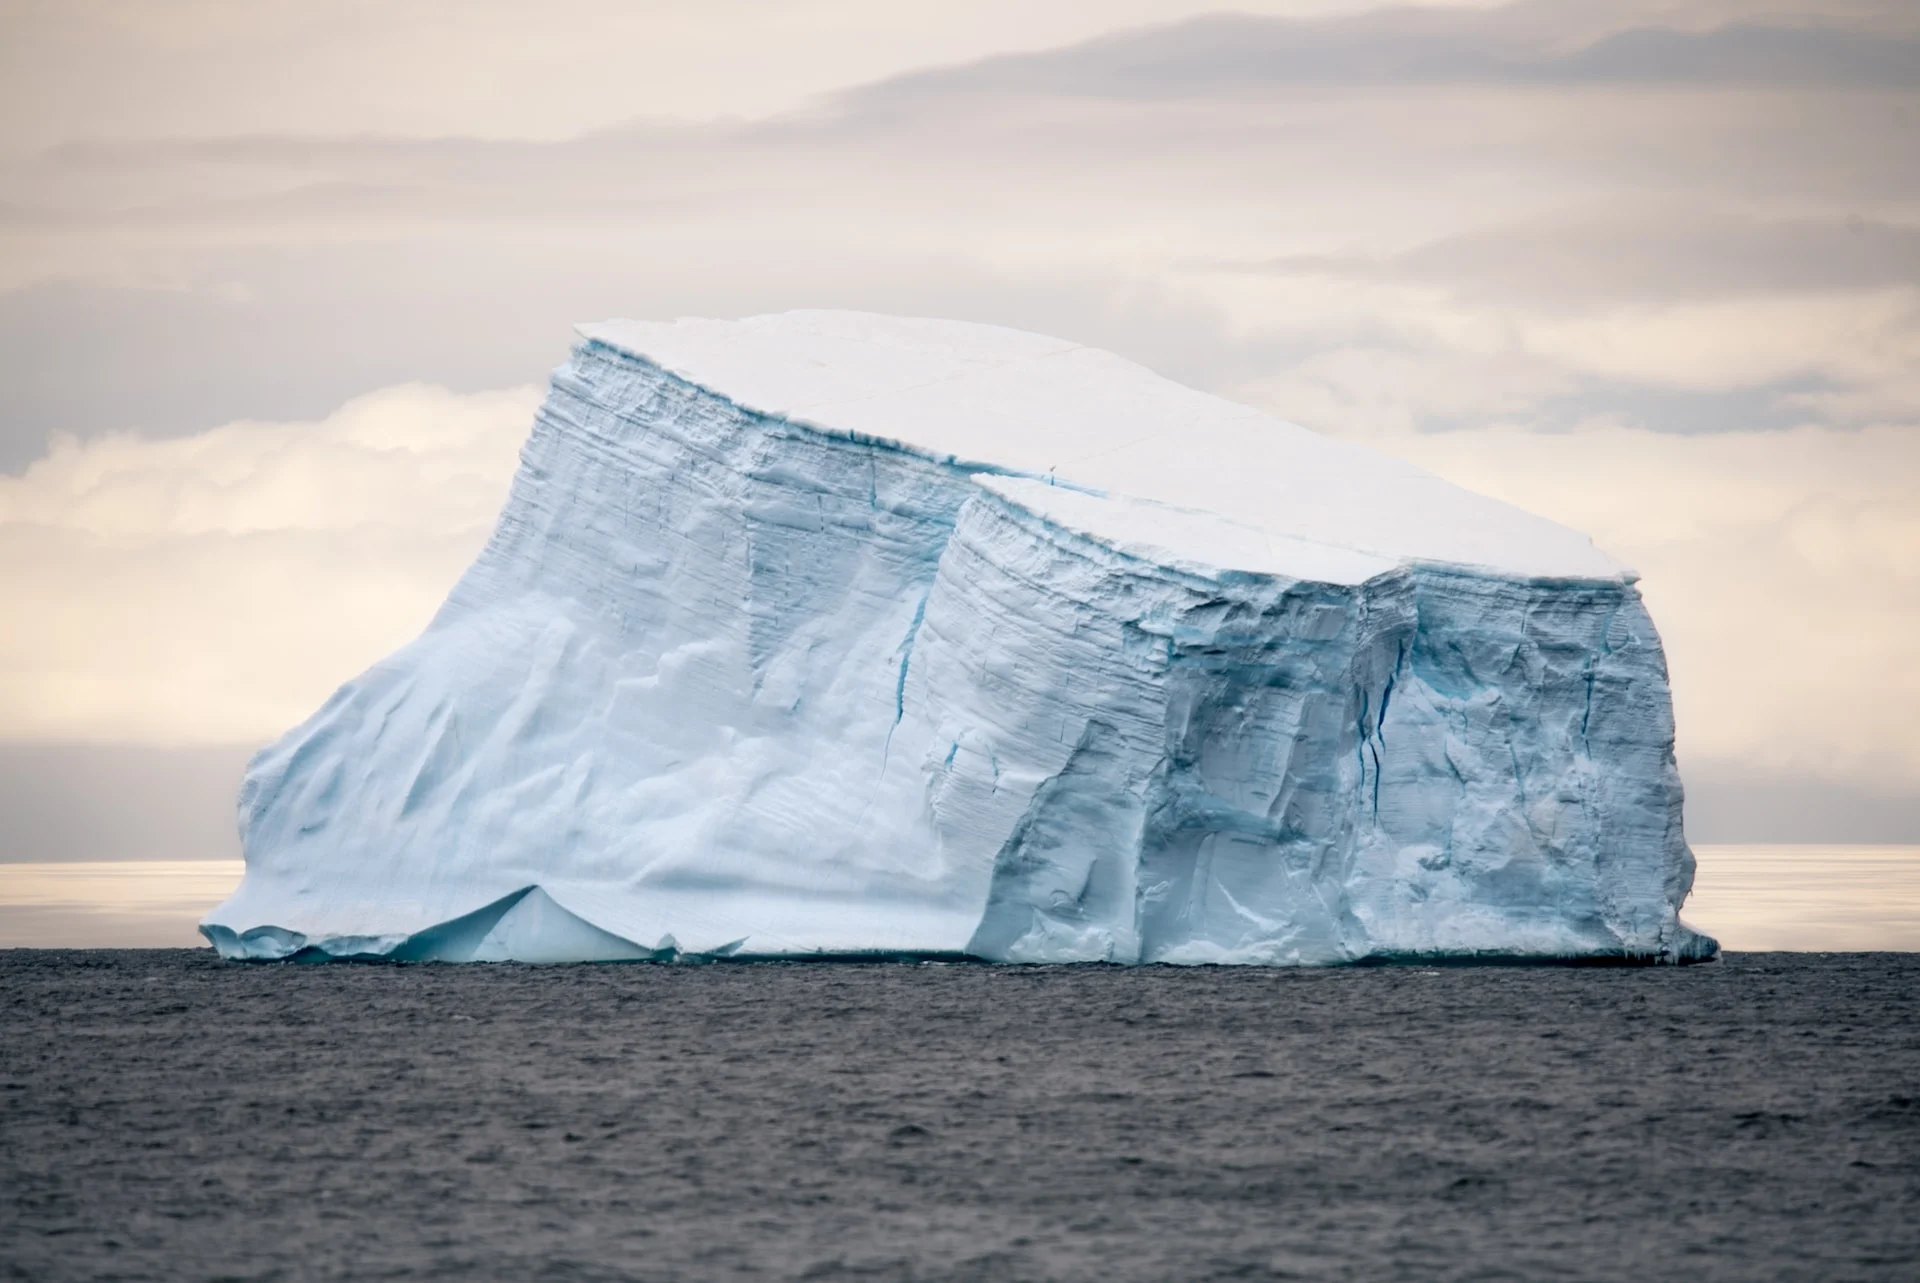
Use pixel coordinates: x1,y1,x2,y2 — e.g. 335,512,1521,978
578,311,1627,581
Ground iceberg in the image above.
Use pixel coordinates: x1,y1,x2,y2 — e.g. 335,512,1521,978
202,311,1715,964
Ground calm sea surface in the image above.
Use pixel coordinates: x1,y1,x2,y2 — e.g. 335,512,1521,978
2,951,1916,1281
1,845,1916,950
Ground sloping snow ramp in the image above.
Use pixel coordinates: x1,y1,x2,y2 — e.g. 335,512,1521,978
203,312,1715,964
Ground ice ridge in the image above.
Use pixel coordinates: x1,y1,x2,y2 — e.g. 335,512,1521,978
202,312,1715,965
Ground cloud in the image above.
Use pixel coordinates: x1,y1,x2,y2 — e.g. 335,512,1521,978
0,384,535,743
0,0,1434,151
0,743,256,861
848,5,1920,104
1240,214,1920,305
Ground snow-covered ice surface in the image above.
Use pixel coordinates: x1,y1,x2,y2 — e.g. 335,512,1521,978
203,311,1715,964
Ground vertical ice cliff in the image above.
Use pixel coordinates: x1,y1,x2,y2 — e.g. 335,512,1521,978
203,312,1715,964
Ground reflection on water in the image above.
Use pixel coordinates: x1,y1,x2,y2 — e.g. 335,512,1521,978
0,847,1915,951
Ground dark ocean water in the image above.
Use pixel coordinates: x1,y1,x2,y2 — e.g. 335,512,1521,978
2,952,1916,1282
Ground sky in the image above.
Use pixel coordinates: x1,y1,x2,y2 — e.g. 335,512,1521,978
0,0,1916,859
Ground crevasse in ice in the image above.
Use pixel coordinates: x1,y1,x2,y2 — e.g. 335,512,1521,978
202,312,1716,964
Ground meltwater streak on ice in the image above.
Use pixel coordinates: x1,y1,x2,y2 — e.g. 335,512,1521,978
202,311,1713,964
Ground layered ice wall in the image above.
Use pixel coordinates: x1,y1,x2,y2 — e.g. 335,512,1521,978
203,312,1714,964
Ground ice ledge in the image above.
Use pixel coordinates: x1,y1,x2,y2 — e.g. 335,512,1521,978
975,475,1402,587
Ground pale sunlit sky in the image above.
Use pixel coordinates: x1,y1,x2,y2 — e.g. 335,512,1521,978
0,0,1916,857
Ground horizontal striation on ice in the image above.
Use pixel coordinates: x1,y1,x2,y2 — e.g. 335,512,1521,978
202,311,1714,964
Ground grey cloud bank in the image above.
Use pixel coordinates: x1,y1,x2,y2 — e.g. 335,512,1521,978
847,7,1920,101
0,744,252,863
